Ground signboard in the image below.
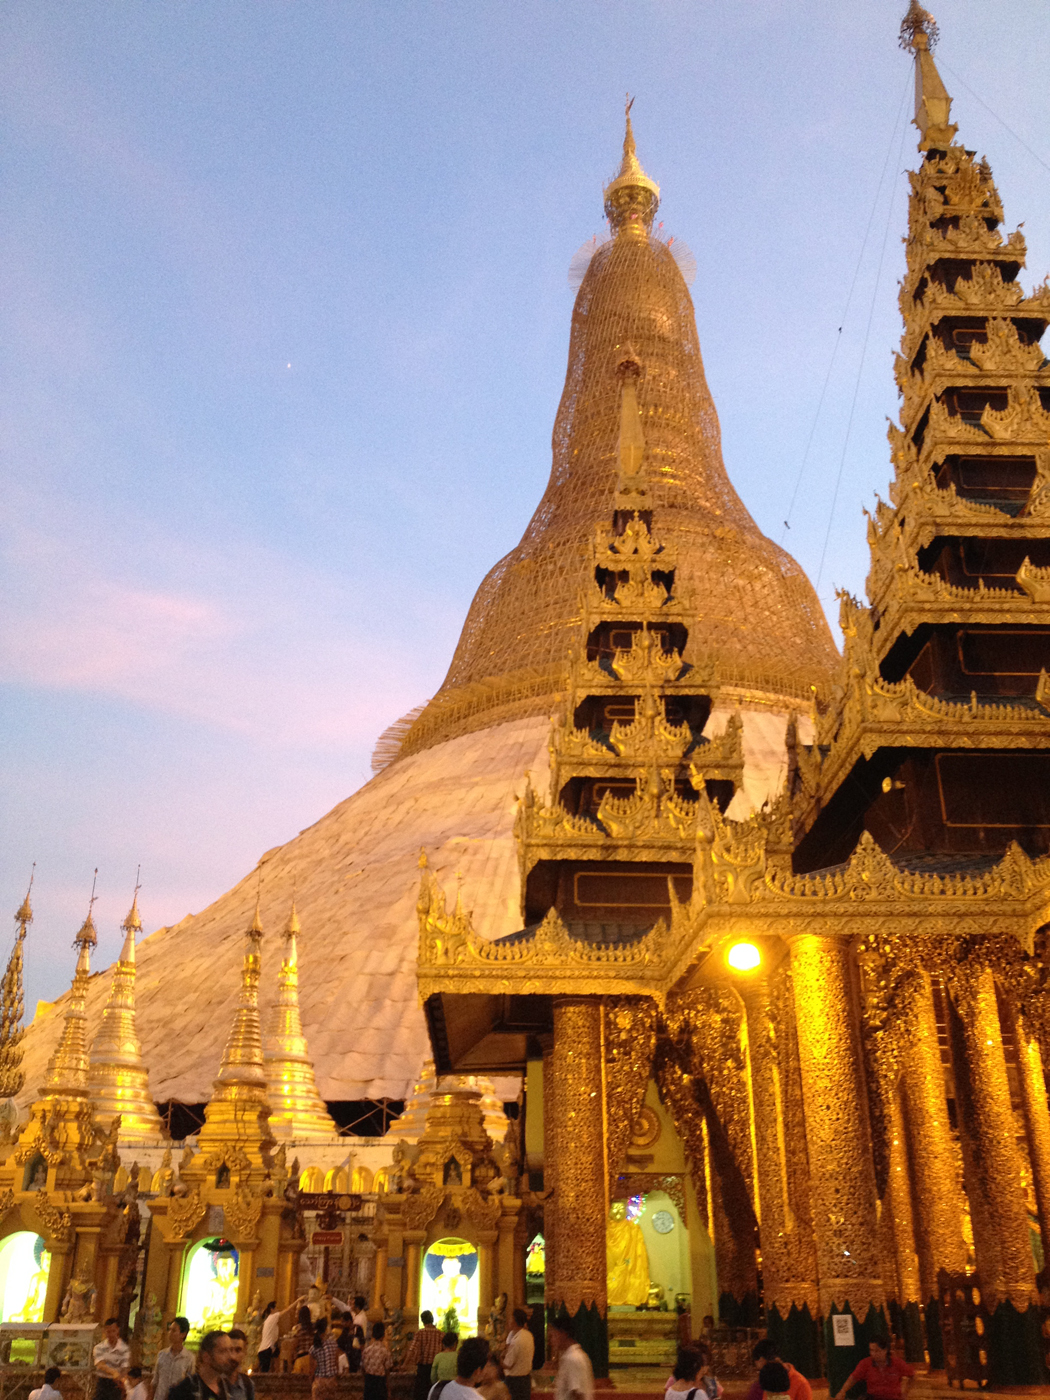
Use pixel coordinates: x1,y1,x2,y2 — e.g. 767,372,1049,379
298,1192,362,1212
312,1231,344,1247
832,1314,855,1347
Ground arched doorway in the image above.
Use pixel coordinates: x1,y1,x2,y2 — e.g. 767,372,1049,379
179,1239,239,1339
420,1238,479,1337
0,1232,49,1323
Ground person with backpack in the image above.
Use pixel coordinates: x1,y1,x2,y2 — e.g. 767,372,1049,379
666,1347,722,1400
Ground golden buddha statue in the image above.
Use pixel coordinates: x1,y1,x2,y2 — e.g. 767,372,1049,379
606,1200,650,1307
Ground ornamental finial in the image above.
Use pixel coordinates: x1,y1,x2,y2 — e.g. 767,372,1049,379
900,2,956,150
603,95,660,238
899,1,939,52
15,866,34,930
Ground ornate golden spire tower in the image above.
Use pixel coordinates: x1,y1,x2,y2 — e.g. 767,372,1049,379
42,904,97,1096
88,891,163,1141
263,902,338,1141
195,900,275,1164
0,882,32,1099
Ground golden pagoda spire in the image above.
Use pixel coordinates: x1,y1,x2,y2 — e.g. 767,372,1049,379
194,895,275,1166
263,901,338,1141
603,96,660,237
87,884,163,1141
0,876,32,1099
213,897,269,1099
900,2,957,151
41,881,98,1096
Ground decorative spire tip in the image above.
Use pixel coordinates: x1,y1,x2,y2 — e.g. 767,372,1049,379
900,1,939,51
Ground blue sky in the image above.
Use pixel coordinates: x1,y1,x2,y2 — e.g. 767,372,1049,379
3,1,1049,1013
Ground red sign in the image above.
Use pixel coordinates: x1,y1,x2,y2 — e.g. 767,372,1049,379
312,1230,344,1247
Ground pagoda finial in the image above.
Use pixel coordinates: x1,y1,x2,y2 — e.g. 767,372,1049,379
900,3,957,151
42,879,99,1095
0,873,33,1098
263,900,337,1141
604,95,660,238
211,900,269,1099
87,878,163,1140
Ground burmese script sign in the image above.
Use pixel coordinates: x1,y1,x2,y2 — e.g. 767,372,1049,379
298,1192,362,1212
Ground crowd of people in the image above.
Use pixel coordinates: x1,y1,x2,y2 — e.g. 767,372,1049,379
25,1300,915,1400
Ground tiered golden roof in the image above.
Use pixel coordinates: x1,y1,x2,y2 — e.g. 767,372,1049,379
390,107,837,763
263,902,338,1141
87,893,163,1142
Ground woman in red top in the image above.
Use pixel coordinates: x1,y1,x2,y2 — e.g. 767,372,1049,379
833,1337,914,1400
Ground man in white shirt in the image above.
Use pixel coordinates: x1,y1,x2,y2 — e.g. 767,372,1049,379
351,1296,370,1335
151,1317,195,1400
94,1319,131,1384
502,1309,536,1400
548,1318,593,1400
29,1366,63,1400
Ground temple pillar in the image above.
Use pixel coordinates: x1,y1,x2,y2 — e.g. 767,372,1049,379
952,970,1033,1304
541,1038,558,1302
511,1216,527,1310
277,1235,299,1310
900,974,965,1369
165,1240,185,1315
235,1245,257,1320
371,1236,389,1312
549,997,607,1378
739,982,818,1371
950,968,1042,1385
477,1229,497,1334
1013,1009,1050,1272
496,1206,517,1309
43,1242,72,1324
98,1245,121,1322
788,934,883,1394
404,1231,425,1325
885,1089,924,1362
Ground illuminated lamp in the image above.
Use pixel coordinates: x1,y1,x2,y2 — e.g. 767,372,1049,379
726,942,761,972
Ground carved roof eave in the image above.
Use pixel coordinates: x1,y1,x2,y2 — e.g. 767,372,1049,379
870,592,1050,666
417,836,1050,1006
903,225,1027,298
896,362,1050,426
882,477,1050,548
898,283,1050,364
794,708,1050,839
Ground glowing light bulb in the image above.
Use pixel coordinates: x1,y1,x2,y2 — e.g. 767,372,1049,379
727,941,761,972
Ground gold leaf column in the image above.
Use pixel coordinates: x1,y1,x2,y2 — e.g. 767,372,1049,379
788,935,882,1317
1013,1007,1050,1270
949,968,1034,1308
899,976,967,1303
739,982,818,1318
549,998,607,1368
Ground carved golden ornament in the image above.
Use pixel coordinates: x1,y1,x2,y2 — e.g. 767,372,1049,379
603,998,657,1178
460,1187,500,1230
628,1106,660,1149
0,1188,14,1219
33,1191,74,1244
201,1145,252,1179
224,1187,264,1242
167,1187,206,1241
400,1185,445,1233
